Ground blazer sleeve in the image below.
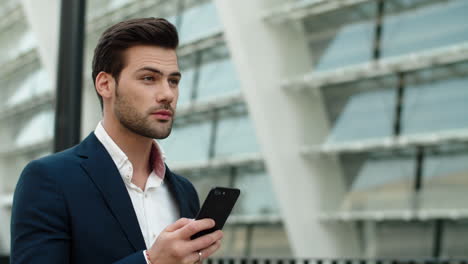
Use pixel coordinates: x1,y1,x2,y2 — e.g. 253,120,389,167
11,160,148,264
10,160,71,263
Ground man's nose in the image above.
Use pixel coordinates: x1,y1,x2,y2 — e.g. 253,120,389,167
155,80,175,103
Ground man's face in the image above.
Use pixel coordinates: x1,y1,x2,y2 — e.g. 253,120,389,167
112,45,180,139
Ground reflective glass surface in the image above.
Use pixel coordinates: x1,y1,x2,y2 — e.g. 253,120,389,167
233,170,279,215
376,222,433,257
109,0,130,9
310,21,374,71
215,225,248,257
215,224,291,258
159,121,211,164
0,24,34,65
442,221,468,257
303,2,375,71
179,2,222,44
0,0,17,13
326,88,395,143
196,58,240,102
177,67,195,106
7,68,50,106
16,31,36,55
215,114,259,157
343,154,415,211
420,146,468,210
86,0,111,18
401,76,468,135
15,109,54,147
382,0,468,58
249,225,292,257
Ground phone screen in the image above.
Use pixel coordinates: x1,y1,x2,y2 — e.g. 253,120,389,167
190,187,240,240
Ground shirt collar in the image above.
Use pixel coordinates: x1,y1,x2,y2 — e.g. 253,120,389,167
94,122,166,184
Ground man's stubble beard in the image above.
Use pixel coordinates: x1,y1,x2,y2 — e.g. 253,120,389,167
114,84,175,140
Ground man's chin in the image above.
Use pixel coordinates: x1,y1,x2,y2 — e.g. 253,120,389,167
150,127,172,139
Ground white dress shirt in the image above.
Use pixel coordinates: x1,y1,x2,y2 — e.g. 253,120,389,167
94,122,179,262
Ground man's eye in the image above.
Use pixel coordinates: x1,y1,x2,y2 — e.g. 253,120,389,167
169,79,180,85
142,76,154,81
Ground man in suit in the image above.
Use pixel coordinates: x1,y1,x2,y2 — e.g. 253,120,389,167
10,18,223,264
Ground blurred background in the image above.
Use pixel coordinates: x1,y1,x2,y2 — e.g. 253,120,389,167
1,0,468,262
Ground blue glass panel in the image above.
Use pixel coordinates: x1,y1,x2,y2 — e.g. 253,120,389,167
15,109,55,147
351,157,415,191
215,114,259,157
159,121,211,164
179,2,222,44
326,89,395,143
7,68,50,106
109,0,130,9
16,31,36,55
250,225,292,258
343,156,414,211
442,222,468,257
0,24,32,64
313,21,374,71
86,0,109,18
376,222,433,257
177,68,195,106
421,151,468,210
196,58,240,102
234,170,279,215
382,0,468,58
401,77,468,135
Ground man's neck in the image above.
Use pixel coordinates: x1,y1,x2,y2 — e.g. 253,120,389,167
102,118,153,181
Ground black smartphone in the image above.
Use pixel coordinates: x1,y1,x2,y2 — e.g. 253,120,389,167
190,187,240,240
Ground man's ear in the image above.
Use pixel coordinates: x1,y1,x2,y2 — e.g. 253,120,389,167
95,72,115,100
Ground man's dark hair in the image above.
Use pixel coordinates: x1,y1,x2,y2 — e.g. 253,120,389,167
92,17,179,109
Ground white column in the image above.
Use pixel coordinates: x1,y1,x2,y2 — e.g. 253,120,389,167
214,0,360,257
20,0,60,83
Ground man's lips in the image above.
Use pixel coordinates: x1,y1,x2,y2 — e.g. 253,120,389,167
151,110,173,120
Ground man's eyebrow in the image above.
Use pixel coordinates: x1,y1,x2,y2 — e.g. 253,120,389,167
136,67,181,77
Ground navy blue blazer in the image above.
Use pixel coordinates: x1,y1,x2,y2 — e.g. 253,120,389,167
10,132,200,263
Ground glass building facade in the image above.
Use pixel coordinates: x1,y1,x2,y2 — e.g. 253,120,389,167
1,0,468,259
294,0,468,257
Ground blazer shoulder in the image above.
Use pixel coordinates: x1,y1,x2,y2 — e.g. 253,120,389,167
20,145,81,183
170,171,198,194
171,172,192,187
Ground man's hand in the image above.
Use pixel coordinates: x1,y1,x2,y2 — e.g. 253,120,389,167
147,218,223,264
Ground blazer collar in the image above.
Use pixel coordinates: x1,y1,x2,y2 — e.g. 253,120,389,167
77,133,146,251
163,165,193,218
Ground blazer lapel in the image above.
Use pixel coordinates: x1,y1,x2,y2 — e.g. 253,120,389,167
164,166,193,218
77,133,146,251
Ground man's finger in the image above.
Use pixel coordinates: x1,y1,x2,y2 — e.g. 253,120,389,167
165,218,192,232
176,218,215,239
188,230,223,252
184,240,222,264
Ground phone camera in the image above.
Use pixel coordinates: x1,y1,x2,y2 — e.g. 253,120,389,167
222,192,226,195
214,190,221,195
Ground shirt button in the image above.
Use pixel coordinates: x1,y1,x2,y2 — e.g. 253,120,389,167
145,194,148,198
